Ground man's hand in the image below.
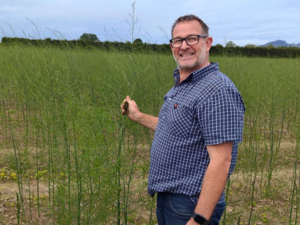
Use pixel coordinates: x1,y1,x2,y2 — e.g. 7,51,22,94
121,96,142,121
121,96,159,131
186,218,198,225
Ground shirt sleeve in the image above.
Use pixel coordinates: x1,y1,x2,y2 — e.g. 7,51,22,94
197,86,245,146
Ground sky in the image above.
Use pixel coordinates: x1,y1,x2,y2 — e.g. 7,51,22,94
0,0,299,46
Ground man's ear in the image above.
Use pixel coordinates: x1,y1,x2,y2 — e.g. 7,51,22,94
206,36,213,52
170,43,173,49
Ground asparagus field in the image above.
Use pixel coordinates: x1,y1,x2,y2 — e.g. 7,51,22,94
0,45,299,224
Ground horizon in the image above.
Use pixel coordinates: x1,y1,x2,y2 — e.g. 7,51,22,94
1,36,299,48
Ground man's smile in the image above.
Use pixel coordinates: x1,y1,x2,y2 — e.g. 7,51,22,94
180,53,195,57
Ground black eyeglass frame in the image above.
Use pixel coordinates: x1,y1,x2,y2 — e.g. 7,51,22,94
169,35,208,48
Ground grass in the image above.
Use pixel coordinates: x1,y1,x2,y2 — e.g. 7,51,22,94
0,44,299,224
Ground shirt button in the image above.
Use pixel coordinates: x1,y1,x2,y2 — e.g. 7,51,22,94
168,98,171,101
162,116,165,119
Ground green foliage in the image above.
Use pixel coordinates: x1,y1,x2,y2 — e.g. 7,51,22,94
211,44,224,55
1,37,300,57
266,43,275,48
226,41,236,47
0,45,174,224
79,33,99,42
214,44,223,48
133,38,143,44
245,44,257,48
1,45,300,224
211,45,300,58
1,37,171,54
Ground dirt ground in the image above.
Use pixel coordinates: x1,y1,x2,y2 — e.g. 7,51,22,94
0,180,54,225
0,139,299,224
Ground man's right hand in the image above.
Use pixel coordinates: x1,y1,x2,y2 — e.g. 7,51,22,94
121,96,159,131
121,96,141,121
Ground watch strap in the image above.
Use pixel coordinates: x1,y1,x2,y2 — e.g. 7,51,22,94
192,212,210,225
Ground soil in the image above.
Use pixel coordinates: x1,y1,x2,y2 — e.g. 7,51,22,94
0,180,53,225
0,139,298,224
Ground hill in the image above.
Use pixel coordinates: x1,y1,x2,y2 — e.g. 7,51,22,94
260,40,300,47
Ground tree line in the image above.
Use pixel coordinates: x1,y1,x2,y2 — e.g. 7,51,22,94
1,36,300,58
1,36,171,54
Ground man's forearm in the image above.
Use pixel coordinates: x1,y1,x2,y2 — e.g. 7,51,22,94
194,159,230,220
134,113,158,131
187,161,230,225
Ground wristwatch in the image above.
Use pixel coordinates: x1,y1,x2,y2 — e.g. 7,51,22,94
192,212,210,225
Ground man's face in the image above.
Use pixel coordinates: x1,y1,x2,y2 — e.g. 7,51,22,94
171,20,212,73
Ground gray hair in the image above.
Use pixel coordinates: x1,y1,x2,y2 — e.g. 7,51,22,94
171,14,209,37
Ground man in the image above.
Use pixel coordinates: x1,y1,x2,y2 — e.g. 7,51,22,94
121,14,245,225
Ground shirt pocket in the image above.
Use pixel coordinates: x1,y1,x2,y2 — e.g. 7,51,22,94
166,104,194,138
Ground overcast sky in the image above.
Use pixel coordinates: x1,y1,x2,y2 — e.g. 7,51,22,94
0,0,299,46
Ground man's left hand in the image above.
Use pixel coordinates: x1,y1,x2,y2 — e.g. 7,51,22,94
186,218,198,225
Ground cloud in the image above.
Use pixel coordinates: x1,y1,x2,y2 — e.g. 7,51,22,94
0,0,299,45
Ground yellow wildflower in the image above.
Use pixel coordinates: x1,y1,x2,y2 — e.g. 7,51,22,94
11,173,17,180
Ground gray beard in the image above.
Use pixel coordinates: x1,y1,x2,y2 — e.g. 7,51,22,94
173,51,206,72
173,54,198,71
177,61,198,70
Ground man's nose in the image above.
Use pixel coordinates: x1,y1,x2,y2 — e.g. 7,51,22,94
181,39,190,49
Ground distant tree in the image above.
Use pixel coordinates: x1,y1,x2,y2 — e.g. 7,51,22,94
133,38,143,44
211,44,224,55
80,33,99,42
265,44,275,48
225,41,236,48
214,44,224,48
245,44,257,48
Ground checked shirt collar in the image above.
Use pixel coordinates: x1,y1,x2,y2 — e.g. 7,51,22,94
173,62,220,86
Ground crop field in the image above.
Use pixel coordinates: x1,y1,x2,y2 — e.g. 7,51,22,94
0,44,299,225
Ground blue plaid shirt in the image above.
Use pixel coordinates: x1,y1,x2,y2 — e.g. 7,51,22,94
148,63,245,203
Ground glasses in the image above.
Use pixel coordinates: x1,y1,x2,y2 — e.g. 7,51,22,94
170,35,208,48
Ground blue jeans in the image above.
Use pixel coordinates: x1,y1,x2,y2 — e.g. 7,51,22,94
156,192,226,225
